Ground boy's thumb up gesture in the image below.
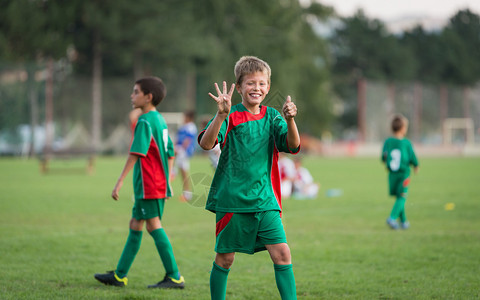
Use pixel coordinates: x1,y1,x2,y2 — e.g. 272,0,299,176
283,96,297,120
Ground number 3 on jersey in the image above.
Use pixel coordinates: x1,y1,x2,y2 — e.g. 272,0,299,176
389,149,401,171
162,129,169,152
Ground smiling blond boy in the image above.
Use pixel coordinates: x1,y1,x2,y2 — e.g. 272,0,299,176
199,56,300,300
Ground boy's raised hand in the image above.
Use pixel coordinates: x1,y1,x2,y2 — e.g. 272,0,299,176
208,81,235,117
283,96,297,120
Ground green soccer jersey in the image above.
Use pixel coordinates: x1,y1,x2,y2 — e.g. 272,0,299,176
381,137,419,175
130,110,174,200
198,104,300,213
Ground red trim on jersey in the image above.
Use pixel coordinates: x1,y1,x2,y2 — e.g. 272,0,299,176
130,151,146,157
403,178,410,187
197,129,219,149
216,213,234,236
286,138,301,154
140,137,167,199
271,146,282,216
222,106,267,149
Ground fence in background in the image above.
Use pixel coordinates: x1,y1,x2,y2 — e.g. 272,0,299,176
1,62,480,157
358,79,480,145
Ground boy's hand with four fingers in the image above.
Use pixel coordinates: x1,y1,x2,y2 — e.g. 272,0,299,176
208,81,235,117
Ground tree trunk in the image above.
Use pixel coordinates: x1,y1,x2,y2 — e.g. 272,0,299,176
133,51,143,79
91,31,103,152
186,69,196,111
44,58,54,154
357,78,366,143
28,65,39,157
413,82,422,143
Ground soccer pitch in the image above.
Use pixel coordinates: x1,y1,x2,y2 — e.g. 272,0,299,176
0,156,479,299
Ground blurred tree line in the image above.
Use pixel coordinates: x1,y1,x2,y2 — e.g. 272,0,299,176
0,0,479,151
330,9,480,133
0,0,332,150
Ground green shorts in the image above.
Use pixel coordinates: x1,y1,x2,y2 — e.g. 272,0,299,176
388,173,410,197
215,210,287,254
132,198,165,220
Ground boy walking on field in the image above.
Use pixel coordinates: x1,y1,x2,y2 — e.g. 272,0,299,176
382,114,419,230
174,110,198,202
198,56,301,300
94,77,185,289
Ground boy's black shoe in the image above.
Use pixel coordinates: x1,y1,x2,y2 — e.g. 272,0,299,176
148,275,185,289
94,270,127,287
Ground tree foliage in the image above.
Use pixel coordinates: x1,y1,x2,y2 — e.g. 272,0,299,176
1,1,480,141
331,10,415,82
0,0,77,132
441,9,480,85
330,8,480,134
67,0,335,135
331,8,480,85
186,0,334,134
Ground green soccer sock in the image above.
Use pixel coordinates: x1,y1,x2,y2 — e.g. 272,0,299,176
116,229,143,278
210,262,230,300
150,228,180,280
390,196,406,220
274,264,297,300
399,207,407,223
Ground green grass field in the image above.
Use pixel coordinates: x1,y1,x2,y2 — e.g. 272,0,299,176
0,155,479,299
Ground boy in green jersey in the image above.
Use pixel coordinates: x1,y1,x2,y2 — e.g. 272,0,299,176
381,114,419,230
94,77,185,289
198,56,301,300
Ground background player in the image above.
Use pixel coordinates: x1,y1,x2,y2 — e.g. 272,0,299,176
174,110,197,202
200,116,221,170
292,157,320,200
381,114,419,230
198,56,300,300
94,76,185,289
278,153,296,198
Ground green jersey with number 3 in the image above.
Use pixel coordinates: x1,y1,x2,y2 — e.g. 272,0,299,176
381,137,419,175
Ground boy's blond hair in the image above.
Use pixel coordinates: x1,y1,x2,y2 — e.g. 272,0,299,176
391,114,408,133
234,56,271,85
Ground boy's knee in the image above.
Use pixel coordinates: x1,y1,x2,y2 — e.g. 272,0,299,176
146,223,155,233
268,243,292,265
129,218,144,231
215,253,235,269
145,218,162,233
